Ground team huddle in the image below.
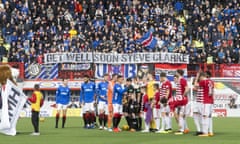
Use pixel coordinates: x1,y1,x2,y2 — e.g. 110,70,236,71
52,69,214,137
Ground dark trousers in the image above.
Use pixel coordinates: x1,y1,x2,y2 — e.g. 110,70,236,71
31,111,39,133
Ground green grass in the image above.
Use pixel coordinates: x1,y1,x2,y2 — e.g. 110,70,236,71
0,117,239,144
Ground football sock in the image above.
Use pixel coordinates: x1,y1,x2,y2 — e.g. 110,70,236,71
125,116,131,127
129,117,133,129
144,121,149,131
169,116,172,129
83,113,87,127
184,117,188,130
155,118,160,130
85,112,90,125
55,113,60,128
179,116,184,132
193,113,201,132
104,115,108,127
116,114,121,128
62,115,66,128
160,116,165,130
202,116,209,134
165,116,171,129
98,113,104,126
90,113,95,125
113,113,118,128
138,117,142,130
131,118,138,129
209,117,213,133
93,113,96,123
113,117,118,128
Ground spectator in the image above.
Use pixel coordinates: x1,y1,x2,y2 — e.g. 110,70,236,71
0,0,237,65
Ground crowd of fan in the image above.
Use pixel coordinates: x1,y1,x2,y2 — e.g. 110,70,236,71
0,0,239,64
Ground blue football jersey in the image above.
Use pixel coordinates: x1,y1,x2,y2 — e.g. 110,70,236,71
97,81,108,103
112,83,127,104
80,82,96,103
56,85,71,105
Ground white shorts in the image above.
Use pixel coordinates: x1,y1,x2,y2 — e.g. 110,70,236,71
83,102,95,113
153,108,161,118
113,104,123,114
57,104,68,110
98,101,108,115
177,105,186,115
193,102,202,114
161,105,170,113
201,104,213,117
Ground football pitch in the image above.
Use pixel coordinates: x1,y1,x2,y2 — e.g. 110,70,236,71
0,117,239,144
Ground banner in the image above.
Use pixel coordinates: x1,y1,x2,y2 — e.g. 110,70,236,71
25,63,58,79
155,64,187,81
212,80,240,117
95,64,138,79
44,52,189,64
0,79,27,136
222,65,240,77
60,63,91,71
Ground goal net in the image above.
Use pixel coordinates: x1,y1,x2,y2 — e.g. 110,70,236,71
189,77,240,117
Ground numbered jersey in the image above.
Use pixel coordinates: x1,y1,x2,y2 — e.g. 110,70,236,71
199,79,214,104
160,80,172,100
112,83,127,104
97,81,108,103
174,78,188,106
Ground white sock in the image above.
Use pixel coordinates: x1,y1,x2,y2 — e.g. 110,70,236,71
165,116,170,129
178,116,184,132
202,116,209,134
209,117,213,133
184,118,188,130
160,116,165,130
144,122,149,131
155,118,160,130
193,113,201,132
169,116,172,129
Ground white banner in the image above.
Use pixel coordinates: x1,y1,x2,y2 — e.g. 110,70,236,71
0,79,27,136
44,52,189,64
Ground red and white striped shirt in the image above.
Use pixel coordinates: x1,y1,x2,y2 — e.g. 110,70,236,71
160,80,172,100
196,86,203,103
175,78,188,106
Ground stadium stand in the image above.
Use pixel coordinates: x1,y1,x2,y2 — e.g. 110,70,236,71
0,0,239,64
